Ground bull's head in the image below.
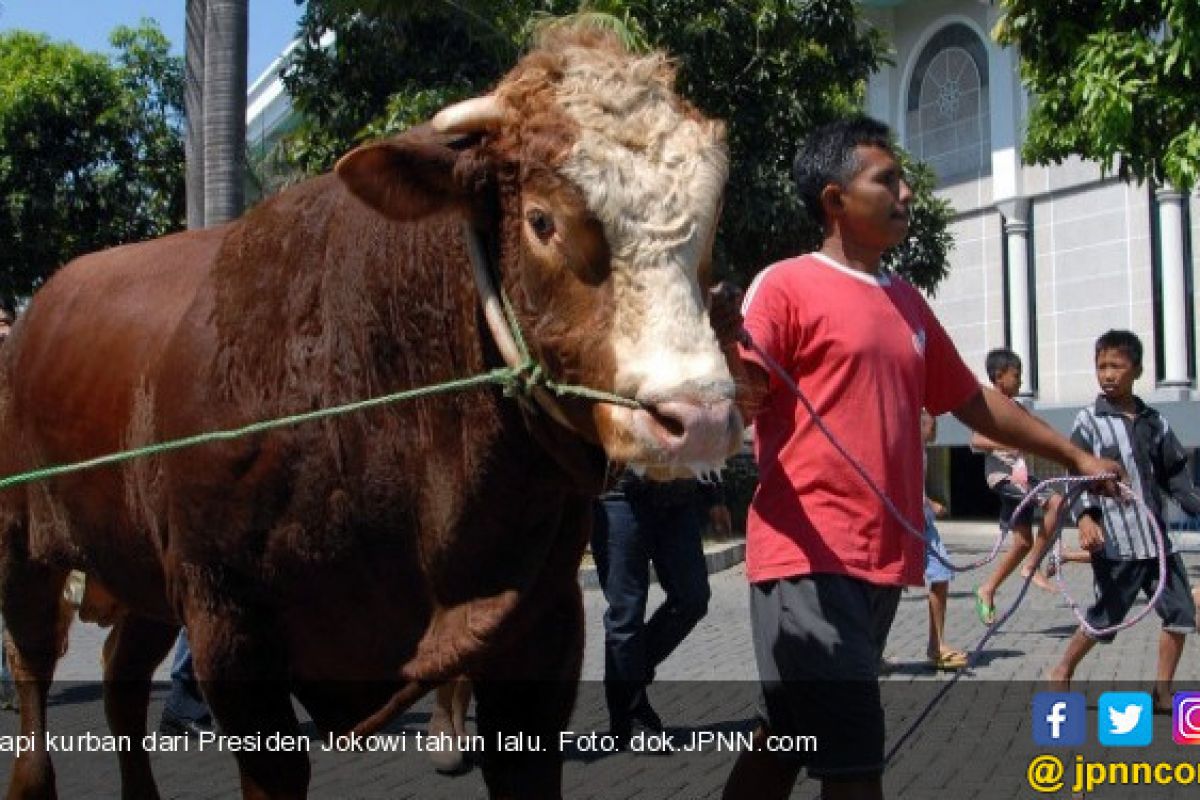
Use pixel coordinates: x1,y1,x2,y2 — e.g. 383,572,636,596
335,28,742,480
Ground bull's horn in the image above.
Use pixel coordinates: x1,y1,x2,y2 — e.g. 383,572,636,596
431,95,504,134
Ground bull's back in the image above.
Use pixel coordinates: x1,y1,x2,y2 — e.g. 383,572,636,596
1,229,220,575
11,230,217,457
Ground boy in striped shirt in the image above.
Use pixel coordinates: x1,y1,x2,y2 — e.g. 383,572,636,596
1049,330,1200,709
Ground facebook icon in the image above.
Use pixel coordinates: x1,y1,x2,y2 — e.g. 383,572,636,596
1033,692,1086,746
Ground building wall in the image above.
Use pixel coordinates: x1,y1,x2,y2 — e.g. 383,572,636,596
864,1,1196,419
1031,178,1156,403
931,209,1005,381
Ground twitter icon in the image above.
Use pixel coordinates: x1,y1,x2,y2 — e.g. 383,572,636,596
1098,692,1153,746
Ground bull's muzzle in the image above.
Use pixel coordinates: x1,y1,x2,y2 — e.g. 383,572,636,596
633,397,743,471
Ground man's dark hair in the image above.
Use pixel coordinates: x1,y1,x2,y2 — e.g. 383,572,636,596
1095,329,1143,369
792,115,895,229
985,348,1022,383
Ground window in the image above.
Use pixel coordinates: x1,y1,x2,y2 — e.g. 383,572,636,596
906,23,991,184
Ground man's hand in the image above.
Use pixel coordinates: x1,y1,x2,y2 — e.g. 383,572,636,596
928,499,947,519
1077,514,1105,552
1073,453,1126,497
709,504,733,538
707,281,744,347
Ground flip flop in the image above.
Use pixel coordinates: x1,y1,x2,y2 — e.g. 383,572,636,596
929,649,968,671
974,589,996,626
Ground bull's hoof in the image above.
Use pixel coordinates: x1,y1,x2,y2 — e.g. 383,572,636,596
428,746,472,775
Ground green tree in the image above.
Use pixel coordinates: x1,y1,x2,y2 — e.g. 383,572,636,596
280,1,508,176
0,24,184,305
282,1,952,290
996,0,1200,191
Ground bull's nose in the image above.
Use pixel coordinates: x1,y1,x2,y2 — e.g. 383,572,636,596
644,398,742,463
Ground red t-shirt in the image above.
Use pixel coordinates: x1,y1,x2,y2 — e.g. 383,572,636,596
739,253,980,587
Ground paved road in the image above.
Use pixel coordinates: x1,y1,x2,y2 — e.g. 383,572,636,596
6,521,1200,798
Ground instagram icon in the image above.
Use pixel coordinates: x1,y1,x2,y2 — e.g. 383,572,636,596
1173,693,1200,744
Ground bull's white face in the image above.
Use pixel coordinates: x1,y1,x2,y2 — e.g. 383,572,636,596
503,43,742,478
340,34,744,479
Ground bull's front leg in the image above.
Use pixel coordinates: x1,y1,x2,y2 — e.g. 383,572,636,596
472,498,591,800
473,581,585,800
184,603,310,800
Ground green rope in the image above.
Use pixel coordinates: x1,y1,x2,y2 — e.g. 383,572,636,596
1,277,640,492
497,287,640,407
0,369,514,491
1,358,637,492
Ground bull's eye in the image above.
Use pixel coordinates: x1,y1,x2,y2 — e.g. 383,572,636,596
526,209,556,241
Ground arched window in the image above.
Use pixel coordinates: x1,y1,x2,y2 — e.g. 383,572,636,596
906,23,991,184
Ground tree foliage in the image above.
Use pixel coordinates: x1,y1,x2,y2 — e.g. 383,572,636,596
0,23,184,305
280,0,952,290
996,0,1200,191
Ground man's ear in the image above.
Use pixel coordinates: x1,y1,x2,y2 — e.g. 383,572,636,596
335,127,481,221
819,181,844,222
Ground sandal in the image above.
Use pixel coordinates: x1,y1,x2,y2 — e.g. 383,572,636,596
974,589,996,626
929,649,968,671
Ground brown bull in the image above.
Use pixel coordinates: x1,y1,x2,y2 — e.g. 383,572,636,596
0,29,741,799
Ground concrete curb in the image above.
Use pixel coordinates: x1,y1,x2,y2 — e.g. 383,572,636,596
578,539,746,590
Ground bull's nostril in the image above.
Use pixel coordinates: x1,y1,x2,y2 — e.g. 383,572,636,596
647,406,686,439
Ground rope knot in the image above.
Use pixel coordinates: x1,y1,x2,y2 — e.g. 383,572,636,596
500,360,545,400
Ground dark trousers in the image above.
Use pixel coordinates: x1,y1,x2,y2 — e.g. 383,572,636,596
592,494,710,721
164,629,211,723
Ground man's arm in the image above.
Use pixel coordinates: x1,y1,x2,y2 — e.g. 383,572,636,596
709,282,769,422
722,342,770,422
951,387,1123,490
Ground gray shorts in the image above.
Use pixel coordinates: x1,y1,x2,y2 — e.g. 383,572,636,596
1085,553,1196,643
994,477,1056,529
750,573,901,779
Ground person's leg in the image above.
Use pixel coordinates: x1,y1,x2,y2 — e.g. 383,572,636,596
1155,631,1186,708
978,522,1033,613
1048,630,1097,689
643,499,709,673
1023,493,1061,590
1149,554,1195,709
926,582,948,659
821,778,885,800
591,497,650,734
923,522,963,667
1050,556,1132,688
160,628,212,734
722,724,804,800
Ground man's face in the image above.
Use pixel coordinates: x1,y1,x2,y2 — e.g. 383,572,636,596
0,316,11,343
994,365,1022,398
834,145,913,252
1095,348,1140,404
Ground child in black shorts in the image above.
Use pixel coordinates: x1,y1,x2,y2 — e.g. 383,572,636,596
971,348,1078,622
1049,330,1200,708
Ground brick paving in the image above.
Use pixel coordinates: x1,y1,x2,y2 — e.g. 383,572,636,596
6,521,1200,798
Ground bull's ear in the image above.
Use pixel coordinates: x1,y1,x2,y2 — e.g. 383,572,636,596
335,128,478,221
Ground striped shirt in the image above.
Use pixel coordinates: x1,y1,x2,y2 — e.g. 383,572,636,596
1070,396,1200,560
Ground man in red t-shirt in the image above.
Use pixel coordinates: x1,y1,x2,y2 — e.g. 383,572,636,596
711,116,1120,800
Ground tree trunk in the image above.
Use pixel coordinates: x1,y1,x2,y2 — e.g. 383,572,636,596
202,0,248,226
185,0,206,230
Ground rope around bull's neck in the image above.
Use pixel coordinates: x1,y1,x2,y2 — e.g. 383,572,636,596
0,298,639,492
